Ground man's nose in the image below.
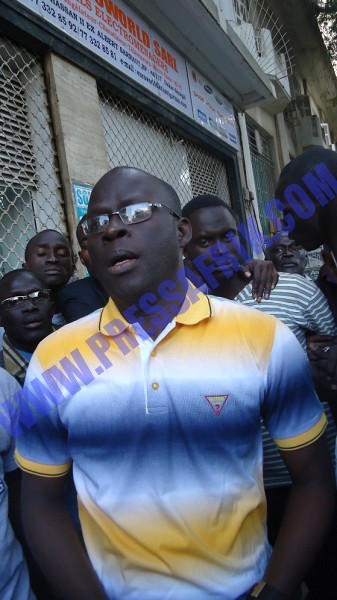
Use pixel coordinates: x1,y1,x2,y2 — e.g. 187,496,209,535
46,252,58,263
284,246,294,256
102,215,128,240
214,240,225,255
23,299,38,311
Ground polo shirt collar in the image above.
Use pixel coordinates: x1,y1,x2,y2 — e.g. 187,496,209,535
175,283,212,325
99,280,211,337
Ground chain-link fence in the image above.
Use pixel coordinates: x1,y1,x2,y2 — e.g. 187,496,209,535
0,35,67,275
0,33,233,277
98,88,231,208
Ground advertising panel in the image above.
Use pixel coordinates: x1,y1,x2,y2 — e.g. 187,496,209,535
16,0,192,117
72,181,92,220
17,0,238,150
187,63,238,149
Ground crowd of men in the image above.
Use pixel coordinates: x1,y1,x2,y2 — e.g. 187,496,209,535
1,147,337,600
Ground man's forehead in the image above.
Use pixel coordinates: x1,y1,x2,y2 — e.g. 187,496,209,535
191,205,237,229
0,272,44,299
89,167,167,208
33,241,69,250
27,241,70,259
29,231,69,249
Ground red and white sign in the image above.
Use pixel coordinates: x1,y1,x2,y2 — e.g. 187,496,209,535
17,0,192,116
17,0,238,149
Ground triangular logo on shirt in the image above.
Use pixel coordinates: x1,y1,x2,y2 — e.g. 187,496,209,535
205,394,229,416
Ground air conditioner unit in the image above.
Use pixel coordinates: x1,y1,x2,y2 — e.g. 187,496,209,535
321,122,331,146
298,115,324,149
291,75,303,97
284,100,299,128
296,94,312,117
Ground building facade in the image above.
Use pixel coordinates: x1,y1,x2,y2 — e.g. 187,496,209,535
0,0,336,276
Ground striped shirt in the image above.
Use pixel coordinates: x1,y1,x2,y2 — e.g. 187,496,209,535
235,272,337,487
14,289,326,599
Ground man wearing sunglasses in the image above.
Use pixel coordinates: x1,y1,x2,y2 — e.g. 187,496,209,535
0,269,57,599
16,167,335,600
0,270,53,386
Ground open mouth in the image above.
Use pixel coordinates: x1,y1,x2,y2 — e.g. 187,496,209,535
109,251,139,274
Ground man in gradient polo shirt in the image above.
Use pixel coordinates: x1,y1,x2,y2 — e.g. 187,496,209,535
15,167,334,600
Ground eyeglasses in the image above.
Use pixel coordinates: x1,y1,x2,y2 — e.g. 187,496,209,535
0,289,51,311
82,202,180,236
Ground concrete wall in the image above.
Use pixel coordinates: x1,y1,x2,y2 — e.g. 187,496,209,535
45,54,109,274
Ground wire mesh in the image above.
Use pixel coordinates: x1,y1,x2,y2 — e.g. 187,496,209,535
0,35,67,275
247,123,277,236
98,88,231,208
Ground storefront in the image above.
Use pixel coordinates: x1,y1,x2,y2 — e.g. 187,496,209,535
0,0,263,274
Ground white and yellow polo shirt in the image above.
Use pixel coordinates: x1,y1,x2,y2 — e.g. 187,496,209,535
15,289,326,599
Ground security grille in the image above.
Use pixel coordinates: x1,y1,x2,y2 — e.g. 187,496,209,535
228,0,294,88
0,35,67,275
247,123,277,236
233,0,250,24
98,88,230,208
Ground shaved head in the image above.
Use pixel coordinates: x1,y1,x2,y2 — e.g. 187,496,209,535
24,229,73,289
89,166,182,216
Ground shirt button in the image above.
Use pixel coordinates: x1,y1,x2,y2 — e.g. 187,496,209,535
152,382,159,390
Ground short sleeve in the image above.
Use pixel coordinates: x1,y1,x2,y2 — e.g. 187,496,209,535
0,368,21,473
303,284,337,336
262,319,326,450
15,353,72,477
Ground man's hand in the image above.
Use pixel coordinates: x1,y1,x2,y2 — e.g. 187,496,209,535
21,472,108,600
240,259,279,302
306,334,337,389
262,435,335,597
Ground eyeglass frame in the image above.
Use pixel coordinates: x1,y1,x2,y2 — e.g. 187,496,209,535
0,289,52,311
82,202,181,236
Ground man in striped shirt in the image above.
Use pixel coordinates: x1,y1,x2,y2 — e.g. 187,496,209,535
264,232,308,277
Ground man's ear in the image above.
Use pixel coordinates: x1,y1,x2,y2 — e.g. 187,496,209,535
177,218,192,248
322,249,337,273
322,250,333,267
49,301,56,317
78,250,86,268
